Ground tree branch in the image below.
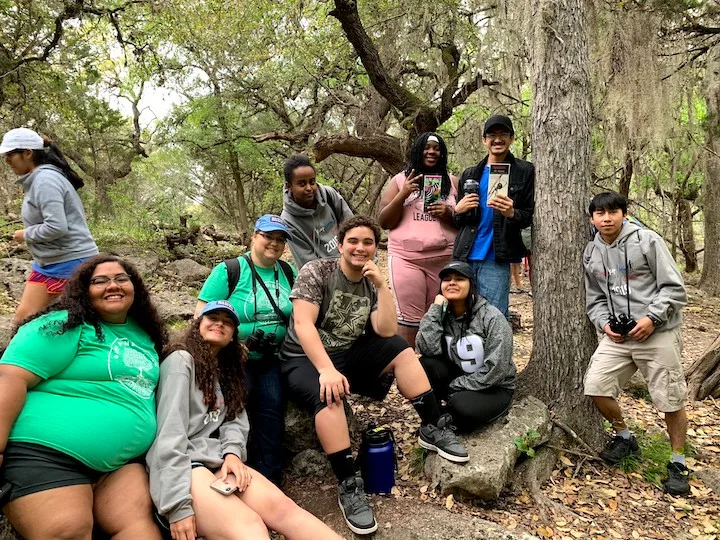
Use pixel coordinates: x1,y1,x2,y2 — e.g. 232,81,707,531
314,133,404,176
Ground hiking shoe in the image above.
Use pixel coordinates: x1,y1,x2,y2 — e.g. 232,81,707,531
418,413,470,463
599,435,640,464
337,475,377,535
664,462,691,496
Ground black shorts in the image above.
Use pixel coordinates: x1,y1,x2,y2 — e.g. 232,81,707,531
1,442,104,504
282,332,411,416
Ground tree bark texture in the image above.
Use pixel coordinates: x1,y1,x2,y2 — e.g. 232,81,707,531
519,0,604,447
686,333,720,400
700,47,720,295
677,197,698,273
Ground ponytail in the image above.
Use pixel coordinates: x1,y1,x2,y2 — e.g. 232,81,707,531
31,138,84,190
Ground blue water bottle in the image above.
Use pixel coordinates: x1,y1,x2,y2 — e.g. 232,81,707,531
360,425,396,495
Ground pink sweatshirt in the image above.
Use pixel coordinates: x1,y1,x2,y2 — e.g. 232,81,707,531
387,172,458,260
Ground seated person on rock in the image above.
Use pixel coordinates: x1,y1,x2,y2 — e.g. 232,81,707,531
280,154,354,269
196,214,297,485
0,254,166,539
147,301,340,540
279,215,468,536
583,191,689,496
416,261,516,433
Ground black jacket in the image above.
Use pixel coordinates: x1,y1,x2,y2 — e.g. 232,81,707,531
452,152,534,263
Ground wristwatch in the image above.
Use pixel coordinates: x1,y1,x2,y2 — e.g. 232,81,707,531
647,314,663,328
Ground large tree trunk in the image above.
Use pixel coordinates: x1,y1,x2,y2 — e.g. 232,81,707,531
519,0,604,448
677,197,698,273
700,47,720,295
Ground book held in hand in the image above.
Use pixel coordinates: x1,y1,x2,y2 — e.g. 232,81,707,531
422,174,442,212
487,163,510,202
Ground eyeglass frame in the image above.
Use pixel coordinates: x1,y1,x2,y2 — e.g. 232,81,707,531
256,231,288,244
89,273,132,286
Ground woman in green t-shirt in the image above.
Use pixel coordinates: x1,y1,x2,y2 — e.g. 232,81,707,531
148,300,340,540
195,215,297,485
0,254,167,539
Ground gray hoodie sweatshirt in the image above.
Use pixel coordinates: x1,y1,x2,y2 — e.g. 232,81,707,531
19,165,98,266
281,183,353,268
416,297,516,392
146,351,249,523
583,221,687,332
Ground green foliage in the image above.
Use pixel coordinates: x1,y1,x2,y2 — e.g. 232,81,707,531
615,430,697,487
410,446,428,475
514,429,541,458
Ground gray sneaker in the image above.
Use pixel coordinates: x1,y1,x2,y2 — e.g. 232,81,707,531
419,413,470,463
337,475,378,535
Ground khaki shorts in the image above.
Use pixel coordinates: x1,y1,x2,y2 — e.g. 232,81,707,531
584,327,686,413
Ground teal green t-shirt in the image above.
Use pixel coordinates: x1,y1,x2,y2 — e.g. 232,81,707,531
1,310,160,472
198,255,297,361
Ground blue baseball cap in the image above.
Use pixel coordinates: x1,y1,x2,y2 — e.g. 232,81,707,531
199,300,240,326
254,214,292,239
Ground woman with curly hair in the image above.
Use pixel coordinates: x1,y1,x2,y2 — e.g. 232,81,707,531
0,253,167,538
379,132,458,349
147,301,341,540
0,127,98,325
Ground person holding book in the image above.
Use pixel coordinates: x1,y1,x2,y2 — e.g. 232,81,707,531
453,115,535,317
280,154,354,269
378,132,458,348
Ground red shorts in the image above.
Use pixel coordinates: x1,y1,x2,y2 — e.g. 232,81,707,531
28,270,68,294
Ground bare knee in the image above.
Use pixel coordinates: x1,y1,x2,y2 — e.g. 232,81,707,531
263,491,298,526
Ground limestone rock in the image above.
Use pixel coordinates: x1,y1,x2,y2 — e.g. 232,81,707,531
283,400,358,455
0,257,30,302
424,396,551,500
164,258,211,285
287,449,331,477
0,515,20,540
151,290,198,325
0,317,13,348
697,467,720,494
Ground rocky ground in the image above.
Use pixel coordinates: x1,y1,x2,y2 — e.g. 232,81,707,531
1,244,719,540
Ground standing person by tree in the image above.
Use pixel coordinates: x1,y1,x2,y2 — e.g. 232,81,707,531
453,115,535,317
280,216,468,536
0,128,98,325
583,191,690,495
379,132,458,349
280,155,353,269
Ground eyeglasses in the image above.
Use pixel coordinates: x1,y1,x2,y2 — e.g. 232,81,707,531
257,231,287,244
484,132,512,141
90,273,132,286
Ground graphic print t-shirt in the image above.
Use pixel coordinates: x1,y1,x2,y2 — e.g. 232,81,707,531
1,310,160,472
280,258,378,358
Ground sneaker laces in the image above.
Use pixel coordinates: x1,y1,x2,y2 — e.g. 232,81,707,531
343,481,370,513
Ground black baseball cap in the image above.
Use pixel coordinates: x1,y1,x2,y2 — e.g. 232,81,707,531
439,261,474,280
483,115,514,136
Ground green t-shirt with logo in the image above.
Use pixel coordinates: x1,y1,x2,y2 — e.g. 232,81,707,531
198,255,297,360
1,310,160,472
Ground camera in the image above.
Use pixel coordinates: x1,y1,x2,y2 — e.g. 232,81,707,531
245,329,277,356
608,313,636,336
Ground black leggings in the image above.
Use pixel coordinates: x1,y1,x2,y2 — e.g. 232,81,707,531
420,355,514,433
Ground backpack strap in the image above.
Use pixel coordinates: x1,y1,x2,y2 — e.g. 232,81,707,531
224,258,241,298
278,260,295,288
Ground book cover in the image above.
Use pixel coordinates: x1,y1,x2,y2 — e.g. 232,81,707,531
422,174,442,211
487,163,510,202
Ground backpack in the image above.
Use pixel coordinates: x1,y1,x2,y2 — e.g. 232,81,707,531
224,257,295,298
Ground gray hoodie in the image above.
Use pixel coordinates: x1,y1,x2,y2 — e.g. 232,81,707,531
583,221,687,332
281,183,353,268
416,297,516,392
146,351,249,523
19,165,98,266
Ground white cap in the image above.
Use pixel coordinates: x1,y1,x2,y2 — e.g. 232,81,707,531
0,128,45,156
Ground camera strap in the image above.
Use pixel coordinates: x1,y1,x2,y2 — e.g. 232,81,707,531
243,255,289,326
602,230,636,318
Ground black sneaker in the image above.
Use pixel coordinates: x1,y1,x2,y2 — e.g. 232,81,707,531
418,413,469,463
599,435,640,464
337,476,377,535
664,462,691,496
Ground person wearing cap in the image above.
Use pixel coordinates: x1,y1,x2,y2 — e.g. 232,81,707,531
148,301,341,540
195,215,297,485
0,127,98,325
453,115,534,317
378,132,458,349
416,261,516,433
280,154,354,269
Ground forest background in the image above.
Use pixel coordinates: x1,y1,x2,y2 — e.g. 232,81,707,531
2,1,720,538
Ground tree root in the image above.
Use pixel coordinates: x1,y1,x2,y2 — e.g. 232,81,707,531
546,444,602,461
551,417,600,458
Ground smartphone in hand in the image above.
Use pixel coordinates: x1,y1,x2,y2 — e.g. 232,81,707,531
210,474,238,496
